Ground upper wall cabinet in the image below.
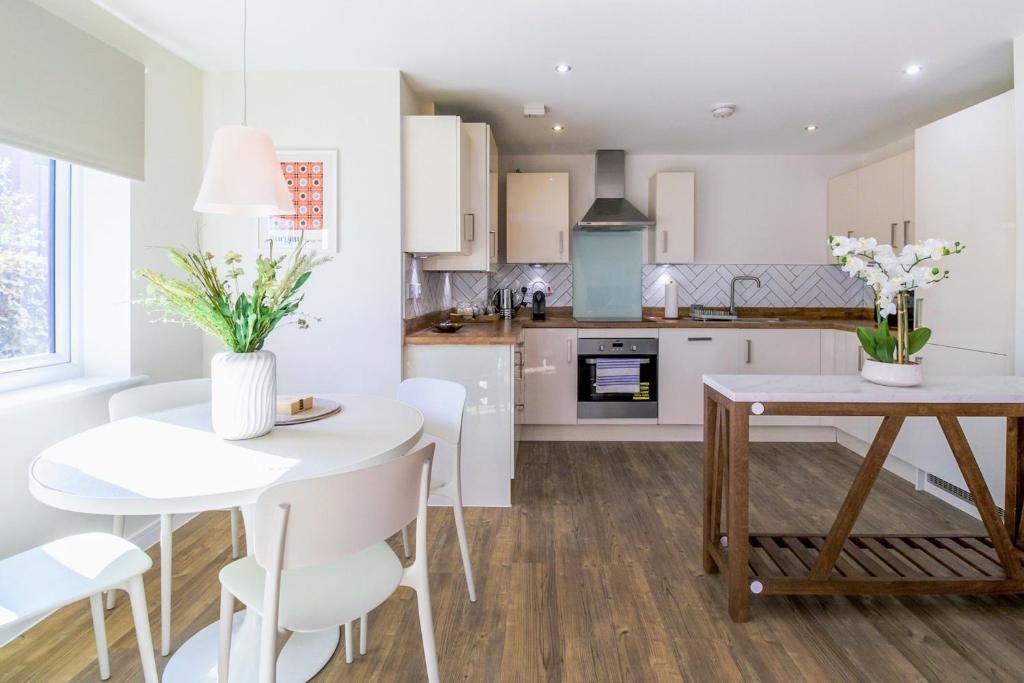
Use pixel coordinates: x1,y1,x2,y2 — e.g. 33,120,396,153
647,172,695,264
403,115,471,254
914,91,1015,356
506,172,570,264
827,149,914,260
425,123,499,271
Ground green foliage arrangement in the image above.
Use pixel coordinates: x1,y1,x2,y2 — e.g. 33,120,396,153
856,319,931,364
138,238,330,353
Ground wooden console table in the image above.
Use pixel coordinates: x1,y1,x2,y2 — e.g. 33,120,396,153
702,374,1024,622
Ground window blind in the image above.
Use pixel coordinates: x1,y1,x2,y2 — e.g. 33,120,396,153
0,0,145,180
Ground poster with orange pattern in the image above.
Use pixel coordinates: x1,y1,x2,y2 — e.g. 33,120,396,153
261,150,337,252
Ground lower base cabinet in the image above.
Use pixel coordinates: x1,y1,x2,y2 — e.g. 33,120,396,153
738,329,822,426
659,330,738,424
523,328,577,425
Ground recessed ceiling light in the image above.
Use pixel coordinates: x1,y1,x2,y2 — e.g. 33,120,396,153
805,124,818,132
711,103,736,119
552,124,565,133
904,64,922,76
555,63,572,73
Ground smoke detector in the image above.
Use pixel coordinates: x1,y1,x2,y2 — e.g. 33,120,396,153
523,103,547,118
711,103,736,119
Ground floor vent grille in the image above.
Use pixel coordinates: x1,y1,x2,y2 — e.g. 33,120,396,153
926,473,1004,520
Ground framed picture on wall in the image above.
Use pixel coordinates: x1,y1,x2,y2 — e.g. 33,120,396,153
258,149,338,253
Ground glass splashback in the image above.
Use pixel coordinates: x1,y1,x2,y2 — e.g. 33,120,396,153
572,230,642,321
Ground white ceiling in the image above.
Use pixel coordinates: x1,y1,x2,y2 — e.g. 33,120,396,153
92,0,1024,154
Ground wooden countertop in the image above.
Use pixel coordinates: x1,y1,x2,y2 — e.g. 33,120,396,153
404,308,873,345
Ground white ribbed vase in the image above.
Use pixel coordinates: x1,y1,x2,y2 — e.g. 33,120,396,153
210,350,276,440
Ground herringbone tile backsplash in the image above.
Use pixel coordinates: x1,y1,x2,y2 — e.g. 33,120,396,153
404,257,871,318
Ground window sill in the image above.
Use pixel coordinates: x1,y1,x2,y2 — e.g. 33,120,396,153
0,374,147,414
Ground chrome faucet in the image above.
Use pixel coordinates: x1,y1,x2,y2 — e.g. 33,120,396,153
729,276,761,316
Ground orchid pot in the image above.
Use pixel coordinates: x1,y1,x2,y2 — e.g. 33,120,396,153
828,235,965,388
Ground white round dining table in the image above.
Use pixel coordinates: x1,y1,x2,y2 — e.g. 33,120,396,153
29,394,424,683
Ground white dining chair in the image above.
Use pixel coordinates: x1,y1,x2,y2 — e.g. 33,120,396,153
0,532,159,682
217,443,440,683
396,377,475,601
107,378,242,657
344,378,473,665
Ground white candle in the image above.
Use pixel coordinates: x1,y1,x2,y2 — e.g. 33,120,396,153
664,279,679,319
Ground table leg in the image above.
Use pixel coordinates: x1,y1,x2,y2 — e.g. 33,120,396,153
703,392,719,573
1006,417,1024,546
809,415,905,580
727,404,750,622
939,416,1023,580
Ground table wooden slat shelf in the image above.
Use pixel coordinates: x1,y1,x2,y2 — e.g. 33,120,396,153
702,374,1024,622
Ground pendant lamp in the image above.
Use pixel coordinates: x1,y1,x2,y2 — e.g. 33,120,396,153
194,0,293,217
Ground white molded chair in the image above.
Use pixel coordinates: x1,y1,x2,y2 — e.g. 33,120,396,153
217,443,440,683
346,378,473,664
108,378,242,656
397,377,475,601
0,533,158,682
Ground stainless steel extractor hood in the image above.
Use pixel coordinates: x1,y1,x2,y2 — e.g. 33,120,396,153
575,150,654,230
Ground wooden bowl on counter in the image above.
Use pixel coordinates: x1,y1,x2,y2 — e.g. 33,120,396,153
431,320,463,334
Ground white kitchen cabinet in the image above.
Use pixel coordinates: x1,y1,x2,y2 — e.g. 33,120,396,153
523,328,577,424
404,343,514,506
826,170,859,262
827,149,915,261
506,172,570,263
739,329,821,425
425,123,499,271
513,331,525,472
403,115,471,254
647,172,695,264
914,91,1015,356
658,329,738,425
831,331,880,443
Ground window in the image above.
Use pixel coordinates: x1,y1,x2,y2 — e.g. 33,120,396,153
0,143,71,375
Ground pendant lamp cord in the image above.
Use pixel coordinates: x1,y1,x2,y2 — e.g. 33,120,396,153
241,0,248,125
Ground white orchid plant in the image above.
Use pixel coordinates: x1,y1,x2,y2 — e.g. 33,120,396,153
828,235,965,365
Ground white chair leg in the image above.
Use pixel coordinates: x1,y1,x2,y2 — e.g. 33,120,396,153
450,486,477,602
359,613,368,655
89,594,111,680
218,586,234,682
401,524,411,558
106,515,125,610
126,575,159,683
344,621,353,664
413,577,440,683
230,507,241,559
159,512,173,656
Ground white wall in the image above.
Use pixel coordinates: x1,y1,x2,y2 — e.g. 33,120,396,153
201,70,406,396
0,2,205,558
502,153,860,264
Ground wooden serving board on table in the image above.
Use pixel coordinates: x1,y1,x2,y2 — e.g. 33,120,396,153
275,398,342,426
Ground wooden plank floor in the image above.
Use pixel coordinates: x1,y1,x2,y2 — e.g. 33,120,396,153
4,441,1024,682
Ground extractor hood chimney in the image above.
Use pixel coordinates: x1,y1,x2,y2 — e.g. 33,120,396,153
575,150,654,230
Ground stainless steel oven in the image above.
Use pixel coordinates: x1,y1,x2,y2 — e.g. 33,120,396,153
577,337,658,419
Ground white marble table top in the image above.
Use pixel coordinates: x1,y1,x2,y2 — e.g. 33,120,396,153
703,374,1024,404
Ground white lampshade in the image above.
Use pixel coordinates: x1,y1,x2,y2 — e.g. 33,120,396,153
194,125,294,217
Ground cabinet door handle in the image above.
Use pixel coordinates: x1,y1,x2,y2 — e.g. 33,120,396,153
559,230,565,255
890,222,898,246
464,213,475,242
490,230,497,260
916,297,923,326
745,339,752,364
687,336,712,342
662,230,668,253
903,220,910,245
846,230,854,238
566,338,573,364
514,351,523,366
857,348,864,372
